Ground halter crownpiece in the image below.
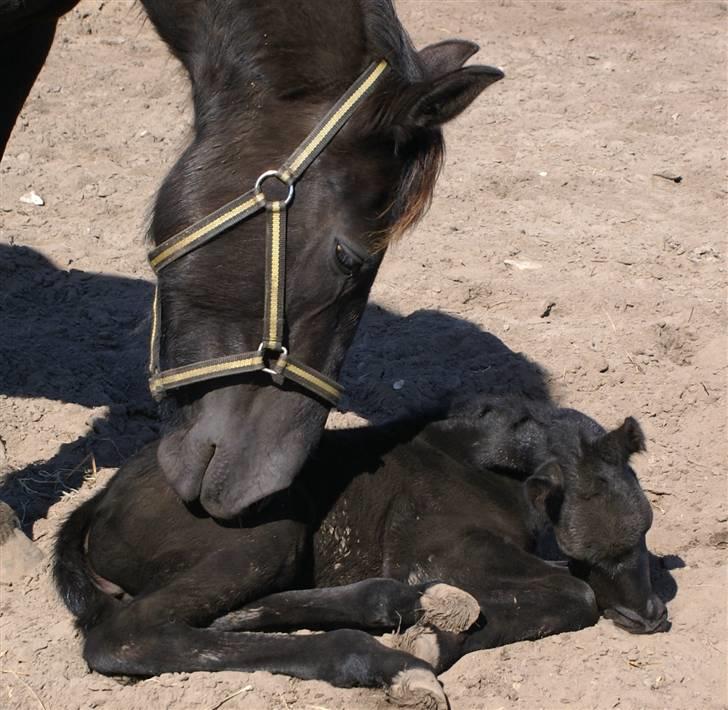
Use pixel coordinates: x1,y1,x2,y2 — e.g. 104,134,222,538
148,59,389,406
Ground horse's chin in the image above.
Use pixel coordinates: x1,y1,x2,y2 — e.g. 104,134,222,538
157,382,328,519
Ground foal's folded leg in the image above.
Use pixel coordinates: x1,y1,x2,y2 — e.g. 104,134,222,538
211,578,480,635
379,570,600,674
85,610,447,708
463,571,600,653
81,562,448,708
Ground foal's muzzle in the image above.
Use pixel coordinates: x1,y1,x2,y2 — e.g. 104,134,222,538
604,595,670,634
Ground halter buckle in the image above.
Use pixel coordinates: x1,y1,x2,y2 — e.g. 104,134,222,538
254,170,294,207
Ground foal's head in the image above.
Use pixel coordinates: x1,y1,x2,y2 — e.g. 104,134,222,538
147,1,503,517
526,415,669,634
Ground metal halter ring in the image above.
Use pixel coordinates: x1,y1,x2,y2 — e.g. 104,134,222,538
254,170,295,207
258,343,288,376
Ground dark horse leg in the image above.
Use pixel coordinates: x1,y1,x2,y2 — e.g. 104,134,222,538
0,8,63,541
377,567,601,674
378,566,601,674
0,1,81,158
84,579,448,708
373,529,603,673
462,568,601,653
77,527,448,708
211,578,480,634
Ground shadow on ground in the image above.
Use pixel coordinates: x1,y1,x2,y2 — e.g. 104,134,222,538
340,304,550,421
2,244,550,530
651,553,684,605
0,244,157,527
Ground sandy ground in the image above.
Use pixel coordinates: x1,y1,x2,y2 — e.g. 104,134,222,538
1,1,726,708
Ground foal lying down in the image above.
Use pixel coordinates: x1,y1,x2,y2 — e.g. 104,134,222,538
55,397,668,708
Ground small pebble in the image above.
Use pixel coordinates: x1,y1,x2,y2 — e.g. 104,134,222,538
97,181,115,198
504,258,543,271
19,190,44,206
392,379,405,391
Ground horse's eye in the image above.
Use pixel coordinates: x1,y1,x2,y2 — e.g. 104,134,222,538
334,240,363,276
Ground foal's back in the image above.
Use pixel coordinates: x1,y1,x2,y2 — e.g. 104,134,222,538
305,418,535,588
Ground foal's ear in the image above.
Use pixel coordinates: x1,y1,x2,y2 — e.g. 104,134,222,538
596,416,646,462
526,461,564,520
419,39,480,77
399,65,504,129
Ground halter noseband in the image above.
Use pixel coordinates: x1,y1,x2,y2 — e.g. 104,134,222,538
148,60,389,406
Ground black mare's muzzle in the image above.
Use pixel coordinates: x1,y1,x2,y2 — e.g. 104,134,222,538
158,378,328,519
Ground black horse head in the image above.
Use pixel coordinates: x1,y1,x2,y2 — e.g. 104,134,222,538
526,416,669,634
143,0,503,518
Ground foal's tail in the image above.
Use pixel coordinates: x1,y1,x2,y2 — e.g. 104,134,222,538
53,492,118,632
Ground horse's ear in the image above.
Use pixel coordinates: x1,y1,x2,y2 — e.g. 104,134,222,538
526,461,564,520
398,65,504,129
596,417,646,462
418,39,480,77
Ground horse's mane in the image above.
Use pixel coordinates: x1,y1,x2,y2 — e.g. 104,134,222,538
145,0,443,248
361,1,445,245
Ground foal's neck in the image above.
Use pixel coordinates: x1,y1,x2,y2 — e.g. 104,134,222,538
420,414,550,481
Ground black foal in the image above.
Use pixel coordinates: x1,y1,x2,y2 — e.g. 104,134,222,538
55,395,668,707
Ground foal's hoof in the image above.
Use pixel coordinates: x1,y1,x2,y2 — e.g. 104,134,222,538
387,668,449,710
383,626,441,668
420,583,479,632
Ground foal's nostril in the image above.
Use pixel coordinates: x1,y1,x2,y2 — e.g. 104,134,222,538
646,595,666,622
641,595,670,633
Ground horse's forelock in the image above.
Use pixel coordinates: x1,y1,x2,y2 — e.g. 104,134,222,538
359,1,443,246
367,129,444,250
388,132,444,244
361,0,424,82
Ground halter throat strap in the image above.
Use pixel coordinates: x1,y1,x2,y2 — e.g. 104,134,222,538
148,59,389,406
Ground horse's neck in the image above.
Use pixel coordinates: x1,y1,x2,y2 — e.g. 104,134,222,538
142,0,371,99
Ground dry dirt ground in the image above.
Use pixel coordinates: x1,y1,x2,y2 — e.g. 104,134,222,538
1,1,726,708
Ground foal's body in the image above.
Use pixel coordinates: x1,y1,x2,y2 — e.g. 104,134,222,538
56,397,668,706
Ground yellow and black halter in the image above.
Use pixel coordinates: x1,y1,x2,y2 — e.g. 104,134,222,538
148,60,389,406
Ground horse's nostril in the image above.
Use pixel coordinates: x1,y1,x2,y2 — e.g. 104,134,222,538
646,595,666,622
